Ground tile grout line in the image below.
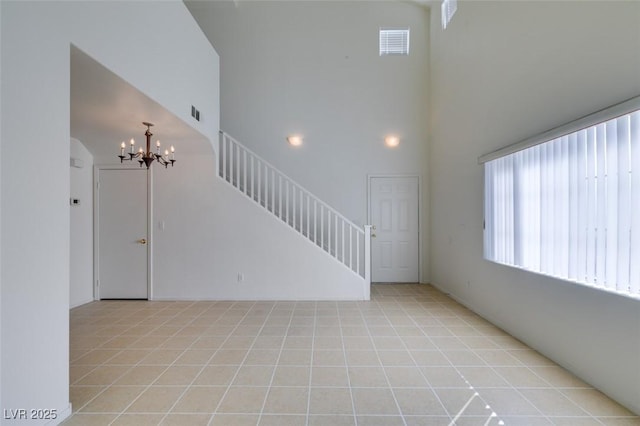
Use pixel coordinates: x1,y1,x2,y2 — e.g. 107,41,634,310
377,294,458,423
206,301,278,425
255,301,299,426
358,297,408,426
304,301,317,426
337,302,359,426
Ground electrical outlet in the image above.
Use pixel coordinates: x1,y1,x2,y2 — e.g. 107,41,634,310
237,273,244,283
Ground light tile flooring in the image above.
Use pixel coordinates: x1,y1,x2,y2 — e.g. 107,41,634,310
64,284,639,426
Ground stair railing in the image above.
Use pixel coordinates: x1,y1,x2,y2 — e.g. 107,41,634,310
219,131,371,282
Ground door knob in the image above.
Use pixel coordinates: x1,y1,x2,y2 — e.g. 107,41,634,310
371,234,377,238
138,238,147,245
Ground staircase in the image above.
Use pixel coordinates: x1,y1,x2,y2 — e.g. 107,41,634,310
218,132,371,285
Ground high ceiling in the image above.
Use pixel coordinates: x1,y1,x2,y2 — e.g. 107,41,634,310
70,46,210,161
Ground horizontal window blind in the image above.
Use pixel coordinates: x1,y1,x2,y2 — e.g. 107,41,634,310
484,107,640,298
379,28,410,56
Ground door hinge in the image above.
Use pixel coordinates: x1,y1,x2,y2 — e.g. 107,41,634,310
96,181,100,189
96,280,100,287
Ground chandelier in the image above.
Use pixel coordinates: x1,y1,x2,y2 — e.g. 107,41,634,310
118,122,175,169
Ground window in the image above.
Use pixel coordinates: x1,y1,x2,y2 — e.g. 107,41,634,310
441,0,457,29
379,28,410,56
481,97,640,299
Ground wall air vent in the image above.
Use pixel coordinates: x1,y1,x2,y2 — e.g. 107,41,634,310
191,105,201,122
379,28,410,56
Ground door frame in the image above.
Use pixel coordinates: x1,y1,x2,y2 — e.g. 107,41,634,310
367,174,422,283
93,164,153,300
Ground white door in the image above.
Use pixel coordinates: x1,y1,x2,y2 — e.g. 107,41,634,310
97,168,148,299
370,176,419,283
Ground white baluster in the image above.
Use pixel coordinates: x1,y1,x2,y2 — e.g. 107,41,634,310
250,155,254,199
238,149,247,194
220,134,226,179
306,196,310,238
356,230,361,276
257,161,262,204
314,200,318,244
333,212,339,259
349,226,353,269
264,166,268,208
278,175,282,219
328,209,332,255
321,205,324,249
341,220,345,264
229,142,235,186
299,188,303,233
271,169,276,214
292,184,296,229
265,167,270,210
286,180,290,224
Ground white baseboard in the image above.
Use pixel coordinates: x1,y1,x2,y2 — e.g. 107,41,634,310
70,298,94,309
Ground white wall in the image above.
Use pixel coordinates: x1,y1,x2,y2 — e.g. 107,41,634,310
186,0,431,281
151,152,367,301
0,1,218,423
70,139,94,308
429,1,640,414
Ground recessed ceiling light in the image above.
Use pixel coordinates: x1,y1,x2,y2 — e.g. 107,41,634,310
287,135,303,147
385,135,400,148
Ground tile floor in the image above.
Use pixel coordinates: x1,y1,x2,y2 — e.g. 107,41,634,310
64,284,639,426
